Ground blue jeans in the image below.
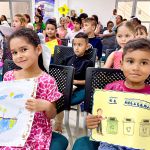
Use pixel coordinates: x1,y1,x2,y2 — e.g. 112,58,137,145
98,142,141,150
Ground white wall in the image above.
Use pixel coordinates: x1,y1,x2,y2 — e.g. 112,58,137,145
68,0,116,26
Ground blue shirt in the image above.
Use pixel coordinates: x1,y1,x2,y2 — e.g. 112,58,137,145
89,37,103,59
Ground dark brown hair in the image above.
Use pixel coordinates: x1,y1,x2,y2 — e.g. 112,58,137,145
123,38,150,59
74,32,89,43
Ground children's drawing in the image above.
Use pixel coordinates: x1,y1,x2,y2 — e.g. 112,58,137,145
123,118,135,136
91,89,150,150
97,108,106,135
139,119,150,137
107,117,118,134
0,79,37,147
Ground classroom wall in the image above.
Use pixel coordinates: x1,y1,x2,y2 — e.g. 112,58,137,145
68,0,116,26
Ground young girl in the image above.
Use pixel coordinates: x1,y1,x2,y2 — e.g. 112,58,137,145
104,21,135,69
2,14,26,62
1,28,62,149
86,38,150,150
57,17,69,39
135,25,148,39
33,15,46,33
12,14,26,31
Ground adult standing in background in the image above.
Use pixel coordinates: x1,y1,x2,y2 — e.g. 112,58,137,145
0,15,10,27
91,15,103,35
110,9,117,25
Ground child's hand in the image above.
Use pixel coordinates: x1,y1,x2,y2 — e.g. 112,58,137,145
73,80,78,85
25,99,50,112
86,114,101,129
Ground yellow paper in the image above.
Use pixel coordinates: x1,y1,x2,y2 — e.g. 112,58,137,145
91,89,150,150
46,39,58,55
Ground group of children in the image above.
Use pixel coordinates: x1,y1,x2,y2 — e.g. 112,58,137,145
0,12,150,150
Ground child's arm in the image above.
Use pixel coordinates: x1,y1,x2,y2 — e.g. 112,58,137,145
103,51,115,68
73,79,85,85
86,114,101,129
26,99,57,119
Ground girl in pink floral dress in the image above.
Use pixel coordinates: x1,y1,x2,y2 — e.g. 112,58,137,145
1,28,62,150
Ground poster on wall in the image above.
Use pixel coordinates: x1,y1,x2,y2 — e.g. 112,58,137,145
35,0,55,22
91,89,150,150
0,79,37,146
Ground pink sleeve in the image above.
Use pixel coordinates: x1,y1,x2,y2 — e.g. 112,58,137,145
3,71,14,81
104,83,112,90
46,78,62,102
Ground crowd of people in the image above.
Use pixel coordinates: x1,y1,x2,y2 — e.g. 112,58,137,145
0,7,150,150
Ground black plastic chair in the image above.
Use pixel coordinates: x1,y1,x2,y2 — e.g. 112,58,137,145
61,39,70,46
54,45,73,65
84,67,150,118
2,59,74,149
103,48,116,63
84,68,125,114
53,45,97,135
54,45,97,66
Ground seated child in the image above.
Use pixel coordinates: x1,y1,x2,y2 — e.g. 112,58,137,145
2,14,26,61
135,25,148,39
54,32,94,132
65,17,82,43
33,15,46,33
83,17,103,61
86,38,150,150
103,21,135,69
1,28,62,149
45,19,61,63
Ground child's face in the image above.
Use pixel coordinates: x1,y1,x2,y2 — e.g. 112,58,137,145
83,22,94,35
107,23,114,31
121,50,150,86
45,24,56,38
116,26,135,48
34,16,40,23
60,18,66,26
1,15,5,21
73,38,89,57
9,37,41,70
73,21,81,31
116,15,122,25
135,29,147,39
97,109,102,116
12,16,22,30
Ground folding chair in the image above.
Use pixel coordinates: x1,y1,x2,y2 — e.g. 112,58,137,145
53,45,97,135
2,59,74,149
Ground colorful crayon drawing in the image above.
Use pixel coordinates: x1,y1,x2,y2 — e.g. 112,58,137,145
0,79,37,147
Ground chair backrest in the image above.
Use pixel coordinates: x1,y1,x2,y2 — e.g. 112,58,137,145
102,35,117,51
49,64,74,113
61,39,70,46
3,60,74,113
54,45,97,66
3,59,21,77
103,48,116,63
84,67,150,113
54,45,73,65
